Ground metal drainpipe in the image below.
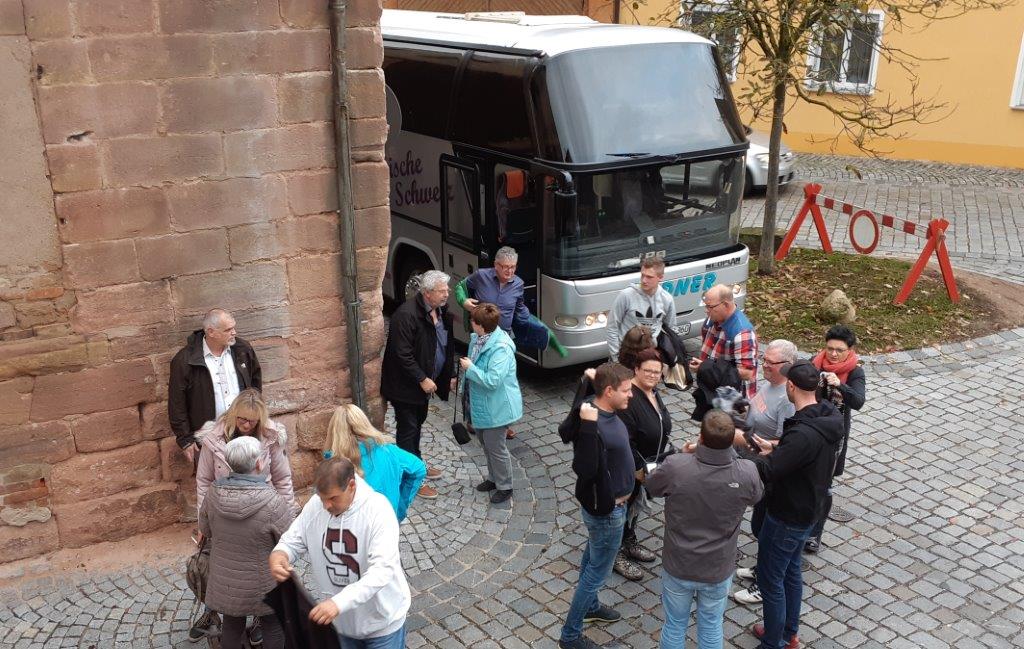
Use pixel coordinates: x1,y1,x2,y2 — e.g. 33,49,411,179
328,0,366,408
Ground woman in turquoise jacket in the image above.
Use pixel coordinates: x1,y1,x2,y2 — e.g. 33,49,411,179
323,404,426,521
459,303,523,505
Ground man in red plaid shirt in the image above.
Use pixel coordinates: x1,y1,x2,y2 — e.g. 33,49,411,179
688,284,759,398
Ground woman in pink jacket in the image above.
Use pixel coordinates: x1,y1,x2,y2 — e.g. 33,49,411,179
196,389,295,515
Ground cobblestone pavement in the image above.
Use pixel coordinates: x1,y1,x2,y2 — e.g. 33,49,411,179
3,155,1024,649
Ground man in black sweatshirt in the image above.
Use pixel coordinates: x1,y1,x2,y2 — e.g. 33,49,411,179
748,359,844,649
559,362,636,649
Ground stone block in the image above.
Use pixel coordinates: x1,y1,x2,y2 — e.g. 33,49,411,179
159,436,192,482
279,72,331,124
262,376,338,416
354,205,390,249
71,281,174,332
50,440,161,504
46,143,103,193
75,0,155,35
349,117,388,150
347,27,383,70
0,335,95,381
23,0,70,39
52,482,180,547
70,407,141,453
0,302,15,330
37,82,159,145
345,0,381,27
229,215,340,264
287,253,342,301
280,0,328,28
360,312,387,363
0,0,24,35
289,449,319,490
356,246,387,292
352,161,389,209
29,358,157,421
251,338,289,383
287,169,338,216
229,297,345,340
0,420,75,469
141,401,172,441
171,262,288,315
347,69,385,120
33,40,90,85
287,326,347,378
0,518,59,563
135,229,230,281
158,0,280,33
162,76,277,133
167,176,288,231
1,481,49,506
0,377,33,426
55,187,171,244
296,407,334,451
213,29,329,75
103,134,223,186
62,239,140,289
88,34,213,81
224,123,334,176
0,464,49,489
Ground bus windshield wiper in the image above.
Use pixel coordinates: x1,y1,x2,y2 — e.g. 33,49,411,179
606,152,652,158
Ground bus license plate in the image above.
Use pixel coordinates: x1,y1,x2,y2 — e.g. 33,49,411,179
674,323,691,336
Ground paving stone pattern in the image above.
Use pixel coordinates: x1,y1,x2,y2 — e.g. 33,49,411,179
2,156,1024,648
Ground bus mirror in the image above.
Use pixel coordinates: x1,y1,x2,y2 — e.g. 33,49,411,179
554,189,576,223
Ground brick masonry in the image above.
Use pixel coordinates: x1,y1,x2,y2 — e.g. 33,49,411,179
0,0,389,563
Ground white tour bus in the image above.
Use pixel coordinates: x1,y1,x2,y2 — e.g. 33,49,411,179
381,9,750,367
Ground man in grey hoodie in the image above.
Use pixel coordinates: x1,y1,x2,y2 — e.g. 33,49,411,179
606,258,676,359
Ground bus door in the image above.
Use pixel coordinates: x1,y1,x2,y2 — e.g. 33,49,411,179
492,165,540,315
439,155,485,334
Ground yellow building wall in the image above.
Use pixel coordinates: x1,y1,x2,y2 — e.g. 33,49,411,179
621,2,1024,168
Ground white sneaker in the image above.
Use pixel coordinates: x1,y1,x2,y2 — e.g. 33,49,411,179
733,583,763,605
735,566,756,581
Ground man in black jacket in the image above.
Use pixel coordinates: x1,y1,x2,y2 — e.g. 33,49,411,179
381,270,455,500
748,360,844,649
168,309,262,463
559,363,635,649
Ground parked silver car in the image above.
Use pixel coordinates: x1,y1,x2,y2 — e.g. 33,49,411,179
661,126,795,194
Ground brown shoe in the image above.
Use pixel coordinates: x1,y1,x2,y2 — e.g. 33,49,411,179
505,428,516,439
426,466,442,479
417,484,438,499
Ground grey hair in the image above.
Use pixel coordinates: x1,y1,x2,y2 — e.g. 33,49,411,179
419,270,451,292
494,246,518,263
224,436,262,474
203,308,231,331
766,339,798,362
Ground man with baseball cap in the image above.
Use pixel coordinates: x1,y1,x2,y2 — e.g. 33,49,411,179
747,359,844,649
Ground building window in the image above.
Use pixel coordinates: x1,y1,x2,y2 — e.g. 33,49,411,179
686,6,741,82
806,10,884,95
1012,34,1024,109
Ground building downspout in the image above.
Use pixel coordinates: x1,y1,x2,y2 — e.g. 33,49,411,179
328,0,366,408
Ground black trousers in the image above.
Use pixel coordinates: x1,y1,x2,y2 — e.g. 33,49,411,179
393,400,429,459
221,613,284,649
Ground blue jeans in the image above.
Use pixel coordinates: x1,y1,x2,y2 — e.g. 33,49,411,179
339,625,406,649
660,571,732,649
560,504,626,642
756,513,813,649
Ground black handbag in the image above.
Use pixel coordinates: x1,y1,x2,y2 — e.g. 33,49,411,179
451,368,471,445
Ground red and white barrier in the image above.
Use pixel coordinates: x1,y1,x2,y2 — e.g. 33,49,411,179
775,183,960,305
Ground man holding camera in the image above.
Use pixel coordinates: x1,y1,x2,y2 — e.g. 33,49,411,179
747,360,844,649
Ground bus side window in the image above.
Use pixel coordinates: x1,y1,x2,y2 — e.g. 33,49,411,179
495,168,534,245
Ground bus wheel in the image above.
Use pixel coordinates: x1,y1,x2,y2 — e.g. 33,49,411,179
396,253,432,302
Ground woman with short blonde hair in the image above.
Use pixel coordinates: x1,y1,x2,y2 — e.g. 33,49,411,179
323,403,426,522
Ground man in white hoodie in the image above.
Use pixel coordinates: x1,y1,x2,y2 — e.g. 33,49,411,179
606,257,676,360
269,457,410,648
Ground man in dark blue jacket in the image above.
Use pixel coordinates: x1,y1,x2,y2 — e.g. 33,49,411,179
559,362,635,649
748,360,844,649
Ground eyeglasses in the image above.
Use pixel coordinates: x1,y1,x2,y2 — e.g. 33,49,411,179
639,368,662,376
236,416,257,427
825,346,850,354
761,358,787,366
704,301,723,311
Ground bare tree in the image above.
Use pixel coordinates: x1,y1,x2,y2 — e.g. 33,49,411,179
638,0,1012,274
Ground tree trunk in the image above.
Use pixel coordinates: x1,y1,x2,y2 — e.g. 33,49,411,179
757,78,788,275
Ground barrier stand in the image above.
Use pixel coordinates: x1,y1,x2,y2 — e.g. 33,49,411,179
775,182,960,305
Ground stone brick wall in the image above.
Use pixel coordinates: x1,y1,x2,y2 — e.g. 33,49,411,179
0,0,389,564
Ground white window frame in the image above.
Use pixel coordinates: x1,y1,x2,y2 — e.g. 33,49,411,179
683,2,742,82
805,9,885,96
1011,34,1024,109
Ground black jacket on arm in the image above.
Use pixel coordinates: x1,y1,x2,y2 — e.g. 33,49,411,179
168,330,262,449
617,384,672,470
753,400,844,527
381,294,455,406
817,365,866,476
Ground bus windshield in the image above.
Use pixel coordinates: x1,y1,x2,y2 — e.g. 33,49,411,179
541,42,744,163
543,156,743,279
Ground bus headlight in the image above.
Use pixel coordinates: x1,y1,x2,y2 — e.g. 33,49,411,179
555,315,579,328
584,311,609,327
733,282,747,297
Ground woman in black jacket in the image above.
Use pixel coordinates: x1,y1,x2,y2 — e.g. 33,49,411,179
614,348,673,581
806,324,867,552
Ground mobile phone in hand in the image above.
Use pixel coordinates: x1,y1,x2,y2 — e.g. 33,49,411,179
743,430,761,454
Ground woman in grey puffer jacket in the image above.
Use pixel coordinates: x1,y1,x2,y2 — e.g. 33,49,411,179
199,436,295,649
